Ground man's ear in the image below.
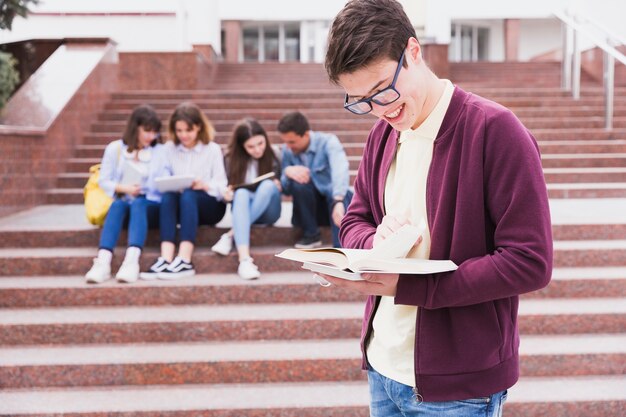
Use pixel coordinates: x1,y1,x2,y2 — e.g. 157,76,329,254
407,37,422,66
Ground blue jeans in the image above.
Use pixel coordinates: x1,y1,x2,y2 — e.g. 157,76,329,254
231,179,281,247
99,196,160,251
368,367,507,417
290,181,353,247
160,189,226,244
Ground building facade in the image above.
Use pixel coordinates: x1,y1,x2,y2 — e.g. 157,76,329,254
1,0,624,63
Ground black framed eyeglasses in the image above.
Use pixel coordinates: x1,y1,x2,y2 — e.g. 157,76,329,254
343,50,405,115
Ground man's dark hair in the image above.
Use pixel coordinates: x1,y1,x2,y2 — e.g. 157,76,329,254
325,0,417,84
277,111,310,136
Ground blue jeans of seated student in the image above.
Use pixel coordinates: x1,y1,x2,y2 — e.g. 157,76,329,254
368,367,507,417
232,179,281,247
99,196,160,251
290,181,353,247
160,189,226,244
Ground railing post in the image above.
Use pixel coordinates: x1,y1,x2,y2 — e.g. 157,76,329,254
562,22,573,91
604,50,615,130
572,29,581,100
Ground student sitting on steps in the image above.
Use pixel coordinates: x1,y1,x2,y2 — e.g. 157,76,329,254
211,118,282,280
141,102,227,280
85,104,163,284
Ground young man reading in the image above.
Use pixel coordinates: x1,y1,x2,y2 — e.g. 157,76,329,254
320,0,553,415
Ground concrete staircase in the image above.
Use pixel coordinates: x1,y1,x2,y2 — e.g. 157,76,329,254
0,61,625,416
45,66,626,204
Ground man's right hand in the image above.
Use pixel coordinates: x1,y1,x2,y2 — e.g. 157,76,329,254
373,213,411,248
284,166,311,184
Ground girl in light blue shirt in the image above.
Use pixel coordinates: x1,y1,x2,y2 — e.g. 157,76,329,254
85,105,163,284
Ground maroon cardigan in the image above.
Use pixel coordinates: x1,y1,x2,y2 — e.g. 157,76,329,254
340,86,553,401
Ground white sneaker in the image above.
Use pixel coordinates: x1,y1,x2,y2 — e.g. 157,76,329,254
116,260,140,283
211,233,233,256
238,258,260,280
85,258,111,284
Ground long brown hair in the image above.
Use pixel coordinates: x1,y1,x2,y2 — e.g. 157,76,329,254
226,118,276,186
122,104,162,152
168,102,215,145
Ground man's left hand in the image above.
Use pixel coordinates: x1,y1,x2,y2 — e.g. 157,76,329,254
317,272,399,297
331,201,345,227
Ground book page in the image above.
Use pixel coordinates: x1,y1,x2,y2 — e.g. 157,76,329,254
353,257,458,274
369,220,426,260
276,248,349,269
301,262,363,281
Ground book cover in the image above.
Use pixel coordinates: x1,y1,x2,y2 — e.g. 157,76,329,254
232,172,276,190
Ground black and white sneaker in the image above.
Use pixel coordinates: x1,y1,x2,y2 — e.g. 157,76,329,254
139,257,170,280
158,256,195,280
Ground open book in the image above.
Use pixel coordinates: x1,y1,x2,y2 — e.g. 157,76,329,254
275,221,458,281
232,172,276,190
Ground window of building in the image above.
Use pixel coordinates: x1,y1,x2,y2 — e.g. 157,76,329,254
264,26,280,61
240,22,300,63
243,27,259,62
285,24,300,61
450,23,490,62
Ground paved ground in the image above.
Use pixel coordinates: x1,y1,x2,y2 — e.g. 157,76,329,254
0,199,624,231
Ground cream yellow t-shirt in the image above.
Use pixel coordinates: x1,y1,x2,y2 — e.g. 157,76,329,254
366,80,454,387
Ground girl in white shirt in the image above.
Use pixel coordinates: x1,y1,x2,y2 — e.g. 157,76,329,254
142,102,227,280
85,105,163,284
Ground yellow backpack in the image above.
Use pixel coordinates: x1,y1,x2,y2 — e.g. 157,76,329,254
84,163,113,226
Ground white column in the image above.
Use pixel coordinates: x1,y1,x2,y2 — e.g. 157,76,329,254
279,23,286,63
300,21,309,63
259,26,265,63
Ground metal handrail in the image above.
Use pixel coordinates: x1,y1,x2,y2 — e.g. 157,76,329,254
582,13,626,47
554,9,626,130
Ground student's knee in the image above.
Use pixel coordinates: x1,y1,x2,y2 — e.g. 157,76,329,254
108,199,129,216
180,189,197,206
161,192,177,206
129,197,148,215
290,181,313,196
233,188,251,203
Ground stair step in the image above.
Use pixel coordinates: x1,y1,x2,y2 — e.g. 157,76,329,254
544,167,626,183
1,238,625,276
0,267,624,308
89,117,626,133
541,153,626,168
0,334,623,388
1,222,625,248
0,376,623,417
0,298,624,345
547,182,626,198
97,107,626,122
0,272,366,307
